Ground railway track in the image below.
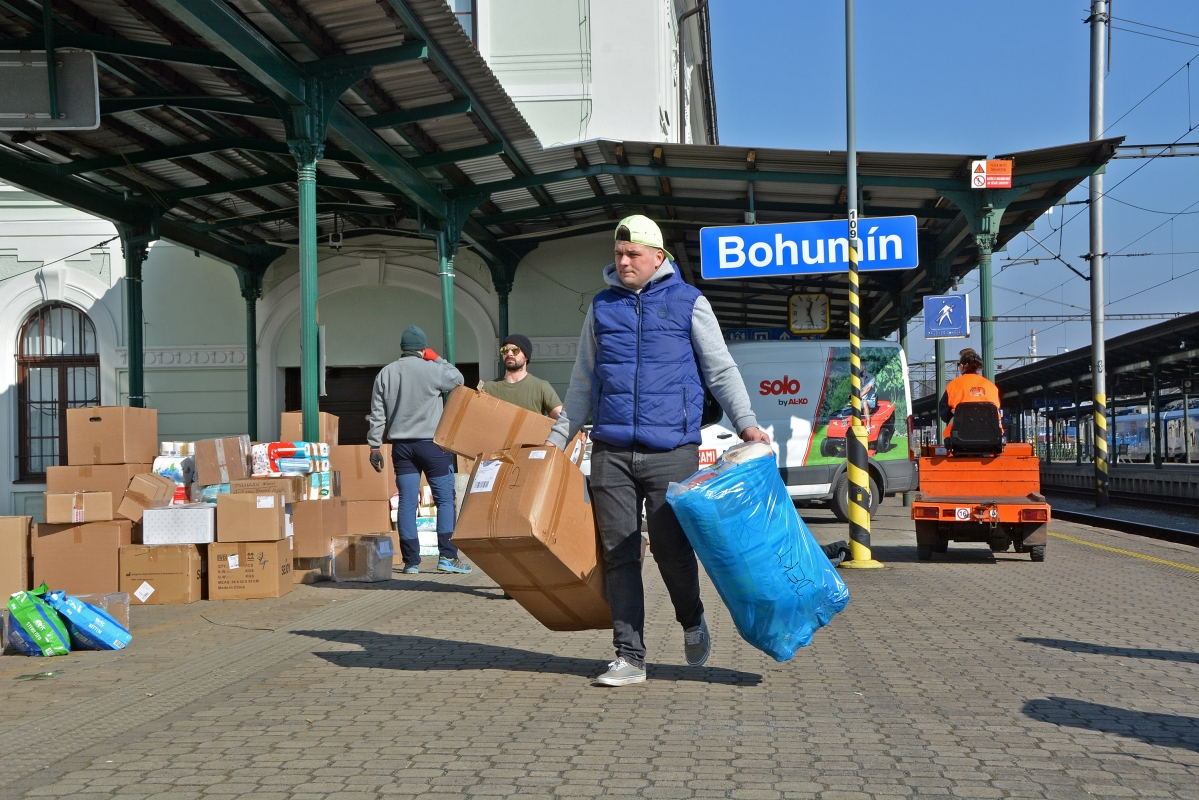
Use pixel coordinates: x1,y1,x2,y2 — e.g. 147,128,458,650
1045,491,1199,547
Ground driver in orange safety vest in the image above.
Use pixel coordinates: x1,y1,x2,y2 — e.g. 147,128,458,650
940,347,1001,439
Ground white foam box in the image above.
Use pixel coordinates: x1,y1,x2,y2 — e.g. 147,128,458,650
143,503,217,544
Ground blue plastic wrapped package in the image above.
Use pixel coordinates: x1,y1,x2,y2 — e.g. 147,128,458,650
46,591,132,651
666,442,850,661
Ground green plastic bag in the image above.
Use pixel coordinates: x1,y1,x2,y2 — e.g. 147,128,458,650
6,583,71,657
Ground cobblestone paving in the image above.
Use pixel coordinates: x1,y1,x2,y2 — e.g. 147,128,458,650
1,502,1196,799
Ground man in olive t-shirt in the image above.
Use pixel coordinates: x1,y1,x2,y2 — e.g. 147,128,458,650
482,333,563,418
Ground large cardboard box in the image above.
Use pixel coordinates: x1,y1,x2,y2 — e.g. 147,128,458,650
47,464,154,518
455,443,609,631
331,534,394,582
194,436,252,486
216,493,287,542
143,504,216,544
119,545,204,605
66,406,157,465
345,500,391,535
280,411,339,445
32,520,135,595
209,539,294,600
117,473,177,523
0,516,32,599
434,387,555,458
327,444,394,501
44,491,113,524
229,476,308,504
291,498,347,558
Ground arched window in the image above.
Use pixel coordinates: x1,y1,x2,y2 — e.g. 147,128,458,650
17,303,100,480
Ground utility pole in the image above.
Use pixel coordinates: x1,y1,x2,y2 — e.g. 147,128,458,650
1090,0,1110,506
841,0,882,569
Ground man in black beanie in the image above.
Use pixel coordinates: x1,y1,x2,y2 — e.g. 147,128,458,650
482,333,563,419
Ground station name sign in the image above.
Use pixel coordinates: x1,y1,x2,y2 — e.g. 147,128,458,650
699,216,918,280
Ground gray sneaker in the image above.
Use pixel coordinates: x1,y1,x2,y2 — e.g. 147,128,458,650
592,658,646,686
684,615,710,666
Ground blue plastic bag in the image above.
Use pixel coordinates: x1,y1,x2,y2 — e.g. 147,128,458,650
666,442,850,661
46,591,132,651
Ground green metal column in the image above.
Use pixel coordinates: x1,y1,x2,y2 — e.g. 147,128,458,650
290,141,324,442
437,231,456,364
121,234,147,408
935,338,947,441
238,270,263,441
498,288,509,343
977,235,996,381
1152,367,1162,468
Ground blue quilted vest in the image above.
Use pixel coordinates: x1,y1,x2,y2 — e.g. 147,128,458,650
590,267,705,450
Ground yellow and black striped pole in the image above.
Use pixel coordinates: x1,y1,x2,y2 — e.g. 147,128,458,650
1094,391,1110,504
841,210,884,569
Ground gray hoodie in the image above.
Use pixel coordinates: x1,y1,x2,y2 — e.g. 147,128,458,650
367,352,464,446
547,262,758,449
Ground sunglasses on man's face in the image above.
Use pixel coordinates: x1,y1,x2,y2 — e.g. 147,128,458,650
500,345,522,355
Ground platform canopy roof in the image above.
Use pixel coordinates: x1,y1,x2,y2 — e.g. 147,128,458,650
0,0,1119,336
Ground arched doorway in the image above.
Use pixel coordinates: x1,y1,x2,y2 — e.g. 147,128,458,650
16,303,100,479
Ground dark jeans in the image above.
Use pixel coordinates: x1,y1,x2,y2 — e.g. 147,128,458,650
589,441,703,668
390,439,458,566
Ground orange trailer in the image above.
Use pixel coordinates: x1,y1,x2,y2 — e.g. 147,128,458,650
910,403,1050,562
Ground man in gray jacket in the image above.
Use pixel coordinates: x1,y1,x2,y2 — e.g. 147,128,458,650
368,324,471,575
547,215,769,686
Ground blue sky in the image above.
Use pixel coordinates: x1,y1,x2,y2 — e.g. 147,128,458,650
710,1,1199,369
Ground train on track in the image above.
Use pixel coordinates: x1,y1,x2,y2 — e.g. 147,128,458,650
1112,400,1199,462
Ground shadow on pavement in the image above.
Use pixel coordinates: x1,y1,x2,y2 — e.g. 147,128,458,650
313,578,507,600
1019,638,1199,664
1024,697,1199,753
292,629,763,685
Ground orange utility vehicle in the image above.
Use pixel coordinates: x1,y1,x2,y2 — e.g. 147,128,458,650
910,402,1050,562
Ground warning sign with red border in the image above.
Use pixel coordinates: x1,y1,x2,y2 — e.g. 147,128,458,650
971,159,1013,189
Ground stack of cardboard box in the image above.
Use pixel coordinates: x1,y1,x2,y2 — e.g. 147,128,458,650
329,441,397,553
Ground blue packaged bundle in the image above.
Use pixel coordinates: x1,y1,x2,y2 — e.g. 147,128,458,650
46,591,132,651
666,442,850,661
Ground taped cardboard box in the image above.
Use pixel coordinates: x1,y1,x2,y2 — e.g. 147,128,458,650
209,538,293,600
194,435,252,486
0,516,32,599
229,476,307,504
66,406,158,465
455,440,610,631
143,504,216,545
32,520,135,595
74,592,131,629
117,473,176,523
47,464,154,518
294,556,331,584
291,498,347,558
331,534,394,582
119,545,203,604
328,444,393,501
346,500,391,535
280,411,339,445
216,493,287,542
434,386,555,458
44,491,113,524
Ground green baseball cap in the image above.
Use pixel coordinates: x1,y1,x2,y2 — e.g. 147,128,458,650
615,214,673,261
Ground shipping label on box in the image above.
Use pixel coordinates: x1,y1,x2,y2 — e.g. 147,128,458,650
119,545,203,604
32,520,135,596
291,498,348,558
434,387,555,458
0,516,32,600
456,445,609,631
47,464,154,518
143,504,216,545
194,435,252,486
66,406,158,465
117,473,177,523
280,411,339,445
327,444,394,501
209,539,293,599
229,476,307,504
216,493,286,542
44,491,114,524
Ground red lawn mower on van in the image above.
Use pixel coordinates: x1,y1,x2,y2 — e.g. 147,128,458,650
819,400,897,457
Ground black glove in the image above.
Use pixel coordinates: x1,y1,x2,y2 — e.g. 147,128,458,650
369,449,383,473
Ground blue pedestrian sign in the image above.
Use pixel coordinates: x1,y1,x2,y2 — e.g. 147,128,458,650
924,294,970,339
699,216,918,280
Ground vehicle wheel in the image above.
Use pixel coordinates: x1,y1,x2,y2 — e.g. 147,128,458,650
876,419,895,453
915,521,936,562
831,473,880,523
989,537,1011,552
820,437,842,458
933,534,949,554
916,540,933,561
1029,544,1046,562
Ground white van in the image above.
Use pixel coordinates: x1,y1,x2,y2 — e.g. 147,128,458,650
699,339,917,521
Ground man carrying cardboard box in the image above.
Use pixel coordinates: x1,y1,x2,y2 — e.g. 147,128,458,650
482,334,563,420
547,215,769,687
367,324,472,575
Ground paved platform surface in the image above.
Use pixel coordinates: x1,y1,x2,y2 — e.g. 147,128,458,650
1,502,1196,800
